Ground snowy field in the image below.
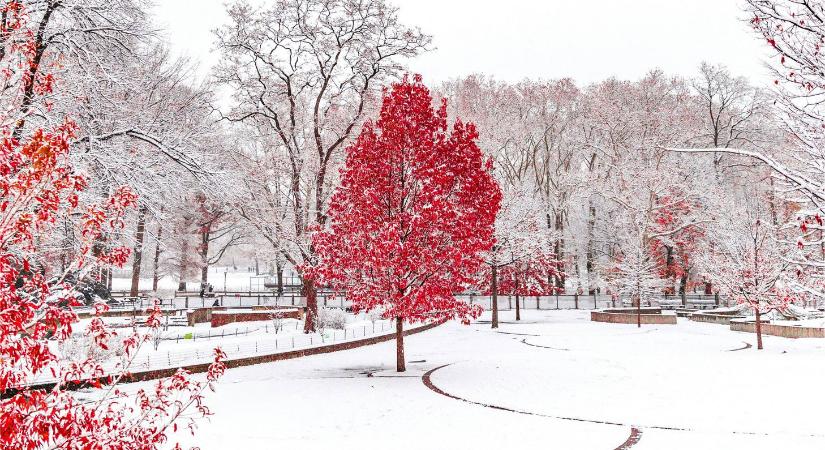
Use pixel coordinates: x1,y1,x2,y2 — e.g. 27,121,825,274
119,309,825,450
53,313,404,377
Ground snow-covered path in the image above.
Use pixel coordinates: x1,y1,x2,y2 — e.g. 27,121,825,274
163,310,825,449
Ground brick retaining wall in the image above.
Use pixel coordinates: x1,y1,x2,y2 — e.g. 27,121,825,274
186,307,227,326
688,313,744,325
251,305,305,320
590,311,677,325
730,321,825,338
210,308,301,327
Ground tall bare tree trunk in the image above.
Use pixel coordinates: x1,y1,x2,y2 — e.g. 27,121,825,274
491,264,499,329
200,229,210,286
276,262,284,295
396,317,405,372
129,206,147,297
755,308,764,350
679,271,688,307
514,273,521,321
551,212,566,290
586,204,596,294
152,221,162,292
303,277,318,333
178,236,189,292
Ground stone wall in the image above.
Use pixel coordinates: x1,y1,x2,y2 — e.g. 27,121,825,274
688,313,744,325
590,310,677,325
251,305,305,320
210,308,301,327
730,321,825,338
186,307,227,326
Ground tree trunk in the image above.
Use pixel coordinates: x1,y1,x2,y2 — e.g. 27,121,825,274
491,264,499,329
129,206,147,297
254,258,260,276
303,276,318,333
755,308,764,350
635,293,641,328
152,221,163,292
200,230,210,286
515,293,521,321
553,212,566,289
586,205,596,295
396,317,406,372
276,263,284,295
178,235,190,291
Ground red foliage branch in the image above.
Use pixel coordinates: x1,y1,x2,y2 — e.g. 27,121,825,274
0,3,224,449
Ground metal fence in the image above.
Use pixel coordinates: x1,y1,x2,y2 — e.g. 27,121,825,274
104,292,731,312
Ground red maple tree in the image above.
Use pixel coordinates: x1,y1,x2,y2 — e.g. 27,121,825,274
311,75,501,372
0,3,225,448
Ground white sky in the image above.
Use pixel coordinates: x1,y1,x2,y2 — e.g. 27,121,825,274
151,0,773,87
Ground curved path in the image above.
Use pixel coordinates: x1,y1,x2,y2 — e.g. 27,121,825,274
423,320,825,448
728,341,753,352
422,364,648,449
154,309,825,450
519,338,570,351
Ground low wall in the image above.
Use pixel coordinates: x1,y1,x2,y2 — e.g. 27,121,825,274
186,307,227,326
601,307,663,315
590,310,677,325
730,321,825,338
688,313,745,325
251,305,305,320
211,308,301,327
675,308,698,317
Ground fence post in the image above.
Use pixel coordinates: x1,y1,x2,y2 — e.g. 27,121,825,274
574,293,579,309
556,293,559,310
593,292,597,309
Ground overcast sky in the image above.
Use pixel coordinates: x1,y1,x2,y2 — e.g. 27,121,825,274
151,0,772,87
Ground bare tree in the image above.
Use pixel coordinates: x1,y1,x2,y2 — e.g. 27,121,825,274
214,0,430,331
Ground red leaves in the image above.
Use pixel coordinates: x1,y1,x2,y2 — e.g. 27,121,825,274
0,3,223,448
312,75,500,323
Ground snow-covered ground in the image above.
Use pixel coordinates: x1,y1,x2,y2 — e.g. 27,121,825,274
137,309,825,449
58,313,405,375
